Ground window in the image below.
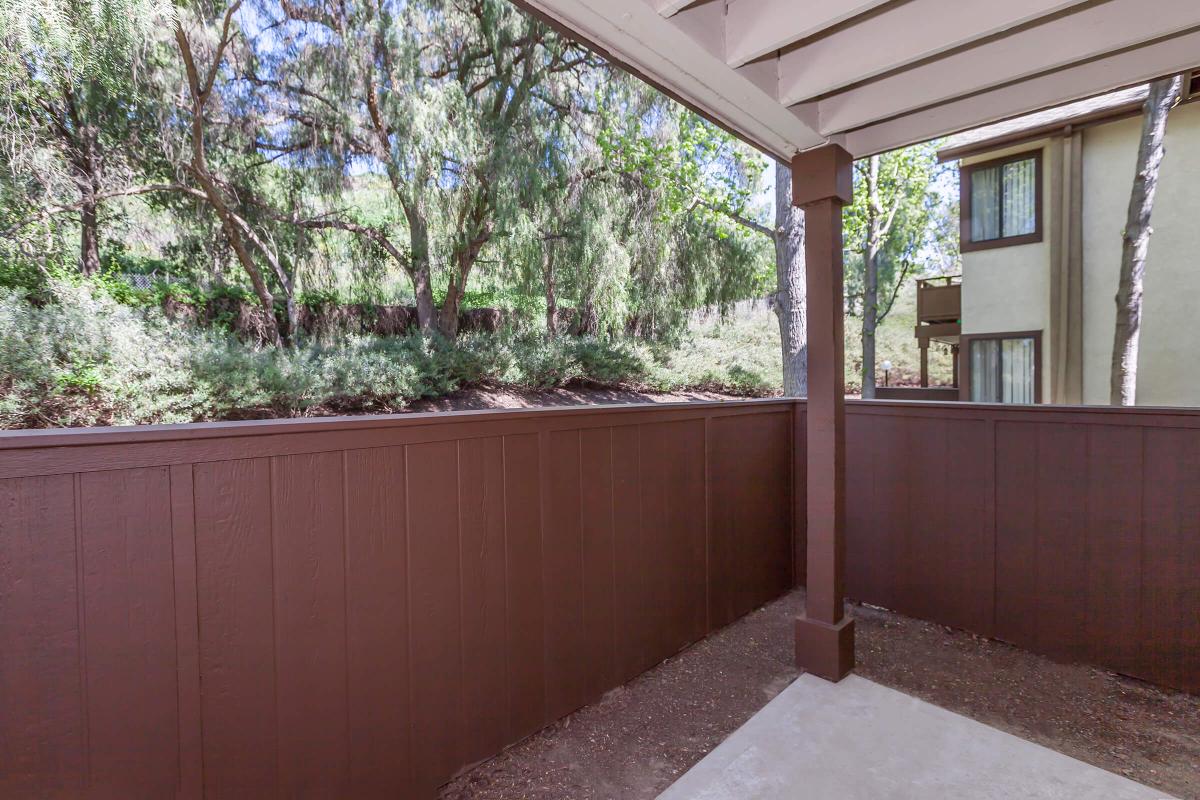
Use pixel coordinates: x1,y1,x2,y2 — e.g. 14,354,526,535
966,333,1040,404
961,151,1042,251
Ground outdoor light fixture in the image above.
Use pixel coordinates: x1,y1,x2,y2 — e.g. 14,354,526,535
881,360,892,387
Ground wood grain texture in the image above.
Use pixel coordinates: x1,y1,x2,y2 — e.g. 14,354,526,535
344,446,411,797
0,474,84,798
543,430,588,722
193,458,278,799
502,433,546,744
640,420,707,663
169,463,203,800
7,398,1196,799
456,437,508,770
271,452,350,797
610,423,650,684
709,412,791,629
79,467,179,796
846,403,1200,693
578,427,617,701
406,440,463,795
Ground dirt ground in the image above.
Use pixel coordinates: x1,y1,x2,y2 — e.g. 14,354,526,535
441,589,1200,800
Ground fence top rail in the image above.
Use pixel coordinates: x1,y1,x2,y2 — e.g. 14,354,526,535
0,397,795,451
848,398,1200,426
6,395,1200,452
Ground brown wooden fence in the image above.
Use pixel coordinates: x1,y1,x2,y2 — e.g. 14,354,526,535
3,398,1198,798
0,400,795,800
844,400,1200,695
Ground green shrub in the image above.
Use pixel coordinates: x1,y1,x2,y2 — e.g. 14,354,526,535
0,285,784,429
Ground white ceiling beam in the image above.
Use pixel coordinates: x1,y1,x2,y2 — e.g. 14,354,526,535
842,28,1200,156
723,0,893,68
817,0,1200,135
664,1,725,60
652,0,697,15
777,0,1092,106
514,0,825,159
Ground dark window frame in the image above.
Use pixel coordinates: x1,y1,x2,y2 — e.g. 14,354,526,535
959,330,1043,404
960,149,1044,252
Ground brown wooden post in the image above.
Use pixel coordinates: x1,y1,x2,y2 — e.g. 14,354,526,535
919,338,929,388
791,144,855,682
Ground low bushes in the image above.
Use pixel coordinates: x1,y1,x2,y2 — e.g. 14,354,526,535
0,283,777,428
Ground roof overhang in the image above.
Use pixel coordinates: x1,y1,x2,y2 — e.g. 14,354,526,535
511,0,1200,159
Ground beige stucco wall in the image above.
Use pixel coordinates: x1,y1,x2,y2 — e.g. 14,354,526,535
1080,103,1200,406
959,106,1200,407
960,140,1054,402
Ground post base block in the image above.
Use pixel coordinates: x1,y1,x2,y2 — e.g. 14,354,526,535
795,614,855,682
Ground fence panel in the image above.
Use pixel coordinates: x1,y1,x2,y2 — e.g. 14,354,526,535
845,401,1200,695
0,401,795,799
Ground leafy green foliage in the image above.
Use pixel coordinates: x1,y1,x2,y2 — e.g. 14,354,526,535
843,142,959,318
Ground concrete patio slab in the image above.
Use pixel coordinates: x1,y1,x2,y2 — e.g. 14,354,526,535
657,674,1176,800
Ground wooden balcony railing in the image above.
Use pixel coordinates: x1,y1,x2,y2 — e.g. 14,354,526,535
916,275,961,326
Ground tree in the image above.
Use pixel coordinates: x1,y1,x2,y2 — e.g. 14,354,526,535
771,160,806,396
1110,74,1186,406
598,105,777,340
170,0,297,345
844,142,947,397
0,0,168,275
245,0,606,338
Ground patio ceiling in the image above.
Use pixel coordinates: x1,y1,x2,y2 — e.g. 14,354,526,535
512,0,1200,159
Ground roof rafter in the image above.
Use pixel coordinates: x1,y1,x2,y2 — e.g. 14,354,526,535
814,0,1200,135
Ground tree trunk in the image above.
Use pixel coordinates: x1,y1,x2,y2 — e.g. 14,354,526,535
401,198,438,336
437,276,463,339
861,155,882,399
1110,74,1185,405
412,266,437,336
435,192,493,340
542,245,558,338
771,159,807,397
79,194,101,276
174,12,285,347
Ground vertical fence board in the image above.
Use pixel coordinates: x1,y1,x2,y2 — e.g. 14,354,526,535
406,441,463,794
78,468,179,796
1034,423,1090,661
544,430,588,722
502,433,546,744
845,414,880,606
271,452,349,797
792,407,807,588
610,424,650,683
579,427,617,700
344,446,411,798
5,398,1198,799
640,420,707,664
457,437,508,770
994,421,1040,651
0,474,84,797
941,419,996,636
169,464,203,800
898,417,948,623
193,458,278,799
1084,426,1144,677
709,413,792,629
1142,428,1200,692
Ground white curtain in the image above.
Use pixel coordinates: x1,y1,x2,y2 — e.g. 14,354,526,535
1002,337,1035,403
970,340,999,402
1002,158,1037,237
970,166,1000,241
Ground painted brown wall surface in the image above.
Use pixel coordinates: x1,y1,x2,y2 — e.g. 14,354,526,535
2,399,1199,797
0,401,794,799
844,400,1200,695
